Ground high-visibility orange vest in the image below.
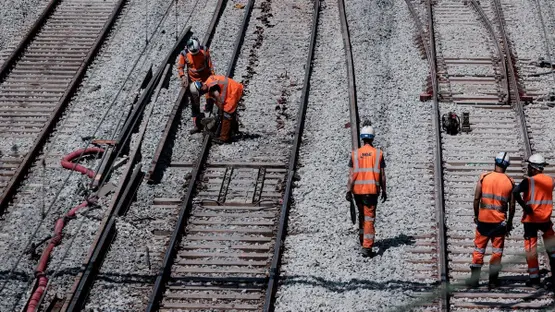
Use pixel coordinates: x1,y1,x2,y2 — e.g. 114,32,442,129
478,171,514,223
351,145,382,195
522,173,554,223
176,48,213,82
205,75,244,113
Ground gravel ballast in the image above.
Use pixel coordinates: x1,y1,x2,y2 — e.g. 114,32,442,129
0,0,201,309
274,0,435,310
0,0,48,64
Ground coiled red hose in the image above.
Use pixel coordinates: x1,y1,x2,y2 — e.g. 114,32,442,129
26,147,103,311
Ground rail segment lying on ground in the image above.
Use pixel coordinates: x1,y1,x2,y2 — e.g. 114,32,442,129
406,0,555,310
0,0,126,214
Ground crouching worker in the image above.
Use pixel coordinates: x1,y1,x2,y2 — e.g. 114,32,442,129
195,74,243,144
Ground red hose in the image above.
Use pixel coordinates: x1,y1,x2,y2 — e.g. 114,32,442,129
60,147,103,179
27,147,103,312
26,276,48,312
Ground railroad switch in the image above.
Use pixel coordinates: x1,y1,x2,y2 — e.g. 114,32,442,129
538,60,555,69
420,92,432,102
520,94,534,103
461,112,471,133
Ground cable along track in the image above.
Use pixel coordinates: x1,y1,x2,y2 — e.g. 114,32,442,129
405,0,555,310
0,0,125,213
145,0,320,311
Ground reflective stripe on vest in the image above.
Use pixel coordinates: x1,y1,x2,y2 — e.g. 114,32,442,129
186,49,209,74
478,172,513,223
526,178,554,205
523,174,554,223
207,77,228,103
482,193,509,202
480,203,505,211
353,149,381,174
352,146,382,195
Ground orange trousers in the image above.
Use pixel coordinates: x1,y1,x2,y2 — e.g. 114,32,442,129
523,222,555,278
471,230,504,268
354,195,377,249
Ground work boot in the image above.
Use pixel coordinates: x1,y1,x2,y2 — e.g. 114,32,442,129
549,259,555,292
218,117,232,143
361,248,374,258
488,272,500,289
465,267,481,288
488,265,501,289
190,116,204,134
526,277,541,288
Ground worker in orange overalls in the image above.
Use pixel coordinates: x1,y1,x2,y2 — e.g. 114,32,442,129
194,74,243,144
465,152,514,289
176,37,215,134
513,153,555,289
345,125,387,258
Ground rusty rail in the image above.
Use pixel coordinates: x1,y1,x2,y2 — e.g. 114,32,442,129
0,0,128,214
405,0,448,310
145,0,255,309
263,1,320,311
146,0,228,183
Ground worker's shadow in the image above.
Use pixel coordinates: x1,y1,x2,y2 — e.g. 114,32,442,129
373,233,415,256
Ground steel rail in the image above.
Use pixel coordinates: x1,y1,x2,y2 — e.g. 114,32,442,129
404,1,449,310
337,0,360,149
533,0,555,91
470,0,531,159
490,0,532,158
424,0,450,310
145,1,255,310
146,0,228,183
91,26,193,189
59,66,173,312
0,0,128,214
263,1,320,311
0,0,60,83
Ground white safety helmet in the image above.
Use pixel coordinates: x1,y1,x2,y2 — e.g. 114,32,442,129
527,153,548,171
494,152,510,168
186,38,200,55
360,126,375,140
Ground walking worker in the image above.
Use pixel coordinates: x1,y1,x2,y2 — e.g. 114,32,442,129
195,74,243,144
465,152,514,289
176,37,215,134
345,125,387,258
513,153,555,288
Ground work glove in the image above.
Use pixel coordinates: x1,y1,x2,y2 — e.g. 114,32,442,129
345,191,352,202
381,192,387,203
524,205,534,215
473,216,478,225
181,76,188,88
505,222,513,237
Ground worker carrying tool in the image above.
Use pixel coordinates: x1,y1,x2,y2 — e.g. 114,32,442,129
465,152,515,289
345,124,387,258
176,37,215,134
194,74,244,144
513,153,555,289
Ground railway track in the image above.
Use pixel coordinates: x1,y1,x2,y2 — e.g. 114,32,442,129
405,0,555,310
0,0,125,214
144,0,320,310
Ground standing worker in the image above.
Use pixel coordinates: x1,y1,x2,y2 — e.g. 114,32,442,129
176,37,215,134
195,74,243,144
513,154,555,289
465,152,515,289
345,125,387,258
